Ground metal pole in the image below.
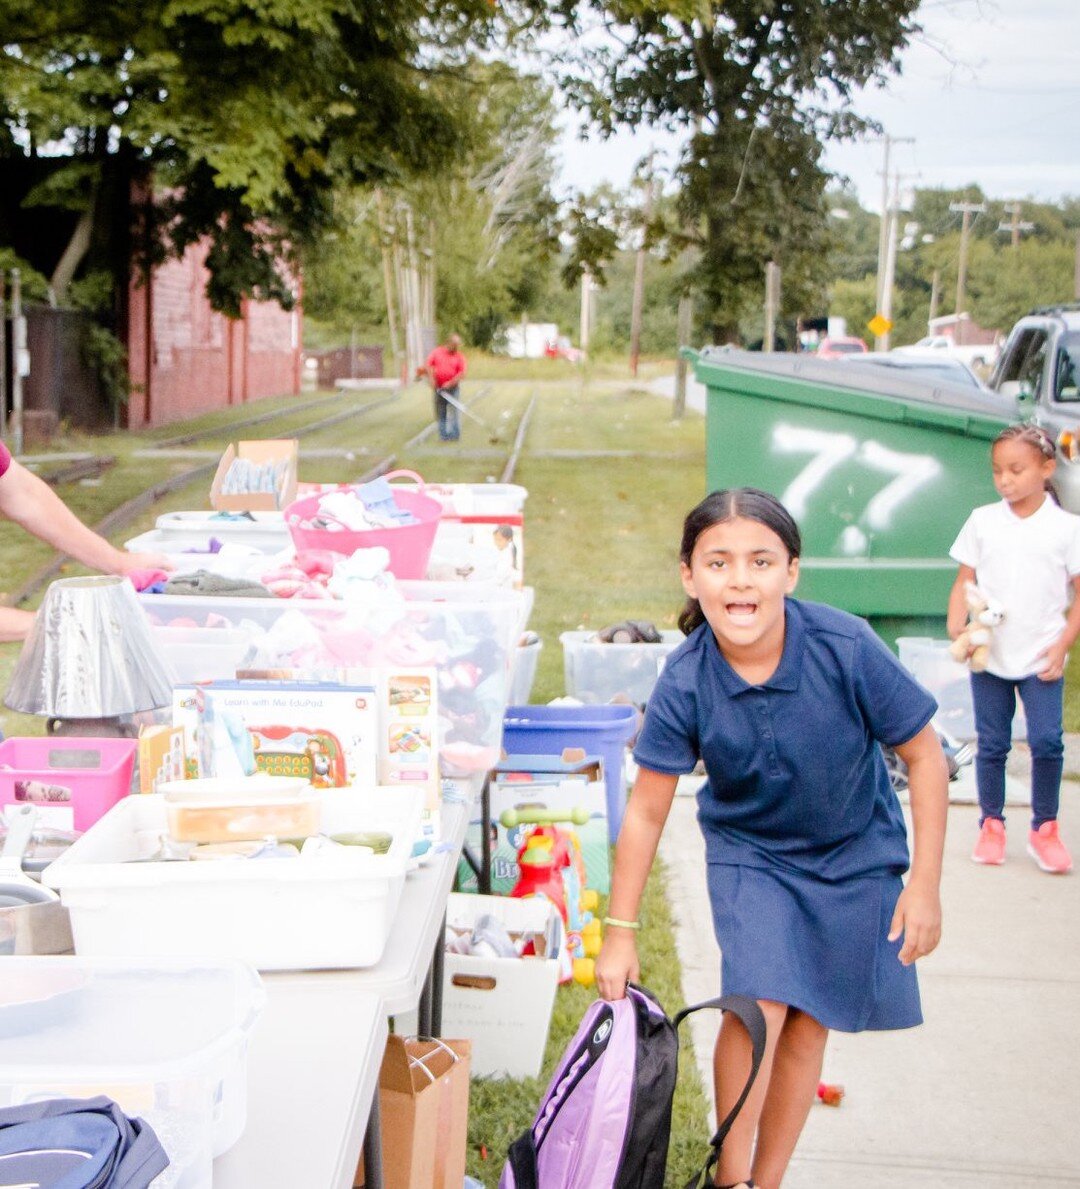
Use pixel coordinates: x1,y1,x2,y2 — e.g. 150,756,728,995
880,185,900,352
673,294,692,421
11,269,24,456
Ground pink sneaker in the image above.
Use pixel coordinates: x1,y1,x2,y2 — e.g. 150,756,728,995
972,818,1006,865
1027,822,1073,874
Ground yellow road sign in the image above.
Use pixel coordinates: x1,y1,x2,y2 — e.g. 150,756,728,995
868,314,893,337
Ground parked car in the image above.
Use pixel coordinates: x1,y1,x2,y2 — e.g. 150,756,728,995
892,334,999,370
815,335,868,360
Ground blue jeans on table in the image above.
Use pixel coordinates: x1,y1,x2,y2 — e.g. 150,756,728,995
971,669,1064,829
435,385,460,441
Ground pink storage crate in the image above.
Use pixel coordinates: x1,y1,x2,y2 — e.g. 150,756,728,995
0,737,137,832
284,469,442,579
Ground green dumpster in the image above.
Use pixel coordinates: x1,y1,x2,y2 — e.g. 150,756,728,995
691,349,1014,645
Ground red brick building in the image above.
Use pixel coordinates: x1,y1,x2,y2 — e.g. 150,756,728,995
126,238,302,429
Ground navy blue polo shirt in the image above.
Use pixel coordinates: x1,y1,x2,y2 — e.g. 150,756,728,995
634,598,936,882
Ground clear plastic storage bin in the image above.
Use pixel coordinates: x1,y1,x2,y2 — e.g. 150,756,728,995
560,630,684,706
896,637,1026,741
43,786,424,970
0,956,264,1189
139,584,529,777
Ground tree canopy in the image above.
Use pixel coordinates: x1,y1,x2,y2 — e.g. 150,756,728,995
0,0,496,314
517,0,921,337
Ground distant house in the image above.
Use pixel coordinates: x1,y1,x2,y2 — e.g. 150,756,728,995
928,312,1000,348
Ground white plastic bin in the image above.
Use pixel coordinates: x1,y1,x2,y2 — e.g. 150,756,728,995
42,786,424,970
896,637,1026,741
125,529,288,578
560,630,684,705
0,956,264,1188
154,510,291,553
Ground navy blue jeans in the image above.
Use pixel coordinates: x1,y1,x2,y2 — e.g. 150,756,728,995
970,669,1064,828
434,385,460,440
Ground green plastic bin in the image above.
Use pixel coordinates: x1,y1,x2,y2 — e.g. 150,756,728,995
691,350,1012,644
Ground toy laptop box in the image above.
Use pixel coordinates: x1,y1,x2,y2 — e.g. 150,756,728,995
196,680,378,787
458,752,610,895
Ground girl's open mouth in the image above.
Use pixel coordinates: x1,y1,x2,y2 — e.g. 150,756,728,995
725,602,758,623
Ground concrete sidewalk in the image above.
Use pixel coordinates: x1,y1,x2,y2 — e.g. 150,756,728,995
659,770,1080,1186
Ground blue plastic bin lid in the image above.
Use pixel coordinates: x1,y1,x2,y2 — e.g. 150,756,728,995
502,703,638,740
495,753,604,777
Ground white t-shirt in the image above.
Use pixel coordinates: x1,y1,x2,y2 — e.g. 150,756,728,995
950,497,1080,678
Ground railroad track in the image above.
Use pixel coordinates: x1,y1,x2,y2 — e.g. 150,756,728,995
8,385,536,605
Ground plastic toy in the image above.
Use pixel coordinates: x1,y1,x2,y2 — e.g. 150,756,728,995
500,806,601,986
248,726,347,787
949,581,1005,672
816,1081,844,1107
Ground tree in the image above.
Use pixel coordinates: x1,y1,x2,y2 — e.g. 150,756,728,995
0,0,497,316
518,0,921,339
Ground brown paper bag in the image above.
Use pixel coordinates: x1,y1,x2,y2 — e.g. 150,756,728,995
355,1036,471,1189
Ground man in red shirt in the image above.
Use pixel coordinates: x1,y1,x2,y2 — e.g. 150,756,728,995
423,334,467,441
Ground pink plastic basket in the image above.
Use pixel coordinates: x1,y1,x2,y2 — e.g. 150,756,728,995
284,470,442,579
0,737,137,833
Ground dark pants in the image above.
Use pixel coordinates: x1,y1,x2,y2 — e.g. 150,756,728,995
434,385,460,440
971,669,1064,828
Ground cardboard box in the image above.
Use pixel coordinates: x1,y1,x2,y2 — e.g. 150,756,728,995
377,669,440,820
441,893,560,1079
354,1037,470,1189
210,439,298,512
197,680,378,788
136,724,186,794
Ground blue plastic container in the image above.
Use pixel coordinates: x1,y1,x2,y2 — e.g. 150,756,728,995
501,704,639,841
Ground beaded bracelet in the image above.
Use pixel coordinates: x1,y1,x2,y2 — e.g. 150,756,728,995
603,916,641,931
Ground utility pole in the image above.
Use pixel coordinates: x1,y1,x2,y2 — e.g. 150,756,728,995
763,261,781,353
878,177,901,352
875,135,914,313
997,201,1034,250
928,268,941,328
673,293,693,421
1074,233,1080,301
950,200,986,322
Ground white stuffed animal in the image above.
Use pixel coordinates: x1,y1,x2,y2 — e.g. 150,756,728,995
949,581,1005,673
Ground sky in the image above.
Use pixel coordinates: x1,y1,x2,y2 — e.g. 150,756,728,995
555,0,1080,214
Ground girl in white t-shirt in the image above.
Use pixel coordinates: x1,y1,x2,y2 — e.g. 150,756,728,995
948,423,1080,874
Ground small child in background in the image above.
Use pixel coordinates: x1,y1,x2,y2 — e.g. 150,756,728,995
948,422,1080,873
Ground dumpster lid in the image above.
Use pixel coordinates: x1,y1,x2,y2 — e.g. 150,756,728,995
692,348,1015,428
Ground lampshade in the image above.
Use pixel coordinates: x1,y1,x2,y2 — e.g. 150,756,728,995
4,576,174,719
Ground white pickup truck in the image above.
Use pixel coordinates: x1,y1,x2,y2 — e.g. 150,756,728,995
892,334,999,369
988,304,1080,510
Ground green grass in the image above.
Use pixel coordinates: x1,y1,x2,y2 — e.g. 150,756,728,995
465,855,712,1187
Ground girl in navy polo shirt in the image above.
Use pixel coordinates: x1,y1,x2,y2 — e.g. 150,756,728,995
595,489,948,1189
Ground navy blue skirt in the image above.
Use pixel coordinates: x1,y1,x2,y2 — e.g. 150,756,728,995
706,862,922,1033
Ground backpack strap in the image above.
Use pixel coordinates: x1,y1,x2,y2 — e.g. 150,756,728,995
504,1129,539,1189
673,995,768,1189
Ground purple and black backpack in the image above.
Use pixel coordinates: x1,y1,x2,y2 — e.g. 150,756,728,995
500,985,766,1189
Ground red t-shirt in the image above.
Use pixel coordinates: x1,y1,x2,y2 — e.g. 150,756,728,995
426,346,466,388
0,440,10,478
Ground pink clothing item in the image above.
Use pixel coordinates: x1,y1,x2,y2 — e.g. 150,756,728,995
125,568,171,592
0,439,10,478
